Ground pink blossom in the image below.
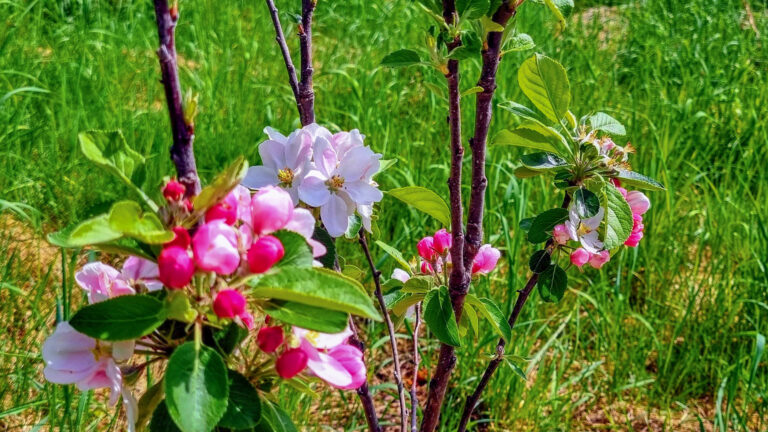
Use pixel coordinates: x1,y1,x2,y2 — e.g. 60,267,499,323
162,179,185,202
570,248,591,267
75,262,134,304
417,236,436,261
552,224,570,245
121,257,163,292
213,289,247,319
472,244,501,275
257,326,284,353
192,220,240,275
293,326,365,390
247,235,285,274
433,229,452,254
250,186,295,236
391,268,410,283
624,213,645,247
276,348,308,379
164,226,191,249
158,246,195,289
617,187,628,198
205,192,238,225
420,261,433,274
626,191,650,215
588,250,611,269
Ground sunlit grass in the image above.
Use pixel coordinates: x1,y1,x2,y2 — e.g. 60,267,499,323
0,0,766,430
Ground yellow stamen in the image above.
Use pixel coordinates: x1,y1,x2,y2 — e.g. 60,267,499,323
277,168,295,186
328,175,345,190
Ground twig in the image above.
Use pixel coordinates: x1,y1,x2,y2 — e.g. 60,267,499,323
297,0,316,125
264,0,303,119
420,2,521,431
457,192,571,431
359,229,409,431
411,302,422,432
151,0,200,197
347,318,383,432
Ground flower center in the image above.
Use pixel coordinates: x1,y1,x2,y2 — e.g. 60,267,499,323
304,331,319,346
577,222,593,237
277,168,294,186
327,175,345,190
92,342,112,360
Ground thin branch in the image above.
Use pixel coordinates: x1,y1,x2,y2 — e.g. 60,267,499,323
152,0,200,197
297,0,316,125
457,192,571,432
411,302,422,432
264,0,302,119
347,318,383,432
359,229,409,430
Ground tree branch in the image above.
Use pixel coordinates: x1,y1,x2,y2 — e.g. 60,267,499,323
411,302,422,432
264,0,302,120
457,192,571,432
298,0,316,125
359,229,409,431
347,319,383,432
152,0,200,197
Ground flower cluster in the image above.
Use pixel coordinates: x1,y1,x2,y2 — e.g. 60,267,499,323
416,228,501,277
242,124,383,237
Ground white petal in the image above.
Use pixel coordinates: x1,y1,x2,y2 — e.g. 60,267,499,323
285,208,317,239
285,129,313,171
313,136,338,178
242,166,278,189
337,146,376,181
344,181,383,204
298,171,331,207
321,194,350,237
263,126,287,142
580,231,604,254
583,207,605,230
258,139,286,170
111,340,135,362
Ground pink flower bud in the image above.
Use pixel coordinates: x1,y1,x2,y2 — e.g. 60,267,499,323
624,231,644,247
192,220,240,275
247,235,285,274
158,246,194,289
163,179,186,202
417,236,436,261
213,289,247,319
625,191,650,216
553,224,570,245
257,326,284,353
433,229,452,254
472,244,501,275
588,250,611,269
250,186,294,236
164,226,191,249
570,248,591,268
183,199,194,212
617,187,628,198
240,312,255,330
205,202,237,225
610,178,621,187
391,268,410,283
420,261,433,274
276,348,308,379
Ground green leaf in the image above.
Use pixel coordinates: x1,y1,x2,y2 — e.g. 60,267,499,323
457,0,490,19
447,31,482,60
210,323,248,356
519,217,534,232
461,86,484,97
375,240,412,271
465,295,512,343
602,184,634,249
498,100,549,124
218,370,261,430
344,214,362,240
402,276,433,293
48,215,122,248
574,188,600,218
149,401,182,432
514,166,543,179
527,208,569,243
272,230,314,269
312,226,337,269
504,33,535,52
192,156,248,218
589,112,626,136
518,54,571,123
387,186,451,227
137,382,165,432
538,264,567,302
528,250,551,273
69,295,166,341
494,125,563,153
542,0,574,27
387,292,425,316
423,286,461,347
93,237,156,260
252,400,298,432
108,201,174,244
249,267,381,320
614,170,666,191
520,152,568,171
264,301,349,333
165,343,229,432
165,291,197,323
381,49,423,68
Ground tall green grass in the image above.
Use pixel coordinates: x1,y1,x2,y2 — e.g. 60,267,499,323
1,0,766,430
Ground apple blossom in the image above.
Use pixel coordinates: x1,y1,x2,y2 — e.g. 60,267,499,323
250,186,295,236
157,246,195,289
626,190,650,215
417,236,436,261
257,326,284,353
75,262,134,304
247,235,285,274
420,261,433,274
162,179,185,202
433,229,452,255
588,250,611,269
205,191,238,225
552,224,570,245
213,289,247,319
565,206,605,253
292,326,365,390
164,226,191,249
625,213,645,247
570,248,591,267
121,257,163,292
471,244,501,275
192,220,240,275
391,268,410,283
276,348,308,379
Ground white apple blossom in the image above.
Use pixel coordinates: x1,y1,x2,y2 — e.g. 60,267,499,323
565,206,605,253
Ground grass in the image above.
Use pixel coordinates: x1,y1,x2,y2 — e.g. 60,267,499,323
1,0,767,430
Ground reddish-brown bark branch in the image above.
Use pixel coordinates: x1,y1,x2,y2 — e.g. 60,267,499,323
152,0,200,197
298,0,316,125
264,0,302,119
